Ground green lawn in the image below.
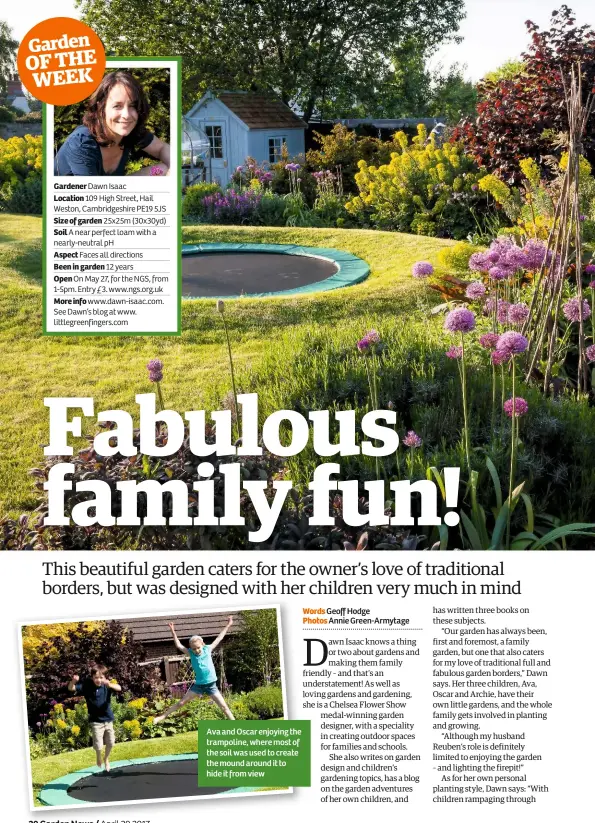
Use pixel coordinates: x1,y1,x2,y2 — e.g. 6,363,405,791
0,215,451,517
31,730,198,806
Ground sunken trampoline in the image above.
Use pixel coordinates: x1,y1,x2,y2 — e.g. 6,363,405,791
182,242,369,298
38,753,259,806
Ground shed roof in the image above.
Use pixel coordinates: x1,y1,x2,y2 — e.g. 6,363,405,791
119,611,244,644
218,91,306,130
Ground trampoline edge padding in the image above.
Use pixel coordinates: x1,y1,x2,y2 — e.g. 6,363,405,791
38,753,258,806
181,242,370,298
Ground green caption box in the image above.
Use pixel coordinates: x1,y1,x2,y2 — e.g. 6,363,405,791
198,720,311,787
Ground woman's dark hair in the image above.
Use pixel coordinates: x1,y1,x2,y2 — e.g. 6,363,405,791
83,70,149,147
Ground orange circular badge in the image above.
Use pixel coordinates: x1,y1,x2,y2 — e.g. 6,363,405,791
17,17,106,106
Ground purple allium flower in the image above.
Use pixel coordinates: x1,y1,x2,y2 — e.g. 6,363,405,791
579,214,586,222
586,344,595,363
36,721,41,727
522,239,552,272
465,281,486,300
504,397,529,418
412,261,434,278
444,307,476,334
147,358,164,383
357,337,371,353
403,430,422,448
507,303,530,325
469,251,489,273
585,264,595,275
365,329,381,344
446,345,463,359
562,297,591,323
235,165,243,172
479,332,500,350
497,331,529,356
149,166,164,176
285,162,300,171
489,265,510,281
504,246,527,271
588,280,595,290
492,349,511,366
497,300,511,324
471,184,479,192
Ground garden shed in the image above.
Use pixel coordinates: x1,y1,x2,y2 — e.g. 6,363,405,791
184,90,307,187
2,74,30,114
120,612,243,661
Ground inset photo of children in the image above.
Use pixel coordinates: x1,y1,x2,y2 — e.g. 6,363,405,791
20,606,287,809
53,66,171,177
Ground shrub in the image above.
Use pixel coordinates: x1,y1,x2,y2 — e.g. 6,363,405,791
0,105,15,123
226,694,258,720
256,190,287,226
345,125,490,239
22,622,103,667
473,153,594,243
455,7,595,182
25,621,153,729
225,610,281,692
244,685,284,718
437,241,482,272
313,191,347,226
0,135,43,214
307,124,397,194
15,110,42,123
182,182,222,219
0,176,42,214
0,135,42,184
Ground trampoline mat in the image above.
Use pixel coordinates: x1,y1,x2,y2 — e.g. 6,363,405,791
182,252,338,297
67,758,235,802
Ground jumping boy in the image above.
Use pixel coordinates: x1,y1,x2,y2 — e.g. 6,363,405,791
154,616,235,723
67,665,122,772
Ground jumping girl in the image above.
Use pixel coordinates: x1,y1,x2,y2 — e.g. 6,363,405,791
153,616,235,723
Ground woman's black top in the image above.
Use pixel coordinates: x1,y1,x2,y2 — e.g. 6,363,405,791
54,125,154,176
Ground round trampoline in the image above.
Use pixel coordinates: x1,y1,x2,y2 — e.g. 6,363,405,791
182,242,369,298
38,753,259,806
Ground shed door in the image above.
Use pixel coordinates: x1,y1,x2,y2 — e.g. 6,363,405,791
205,122,229,187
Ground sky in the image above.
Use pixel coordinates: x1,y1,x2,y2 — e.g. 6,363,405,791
4,1,595,82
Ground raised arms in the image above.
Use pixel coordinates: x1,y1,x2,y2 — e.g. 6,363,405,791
167,621,189,655
210,616,234,651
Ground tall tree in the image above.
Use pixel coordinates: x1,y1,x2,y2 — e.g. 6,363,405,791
334,44,476,123
77,0,465,120
429,65,477,122
0,20,18,96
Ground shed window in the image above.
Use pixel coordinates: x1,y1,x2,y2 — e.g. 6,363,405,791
206,125,223,159
268,136,287,163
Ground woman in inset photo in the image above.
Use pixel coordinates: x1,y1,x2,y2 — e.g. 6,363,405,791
54,70,170,177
